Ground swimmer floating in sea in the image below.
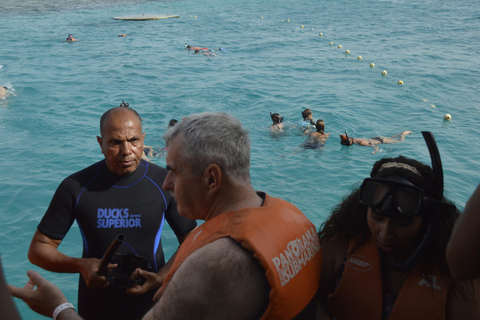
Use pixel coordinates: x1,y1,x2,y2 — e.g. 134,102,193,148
270,112,284,132
185,43,226,52
0,86,8,98
340,130,412,153
302,119,330,149
66,34,78,42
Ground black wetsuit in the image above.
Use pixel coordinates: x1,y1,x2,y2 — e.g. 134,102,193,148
38,160,197,320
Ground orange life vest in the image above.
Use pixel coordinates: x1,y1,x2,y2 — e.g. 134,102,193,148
162,193,322,320
328,237,447,320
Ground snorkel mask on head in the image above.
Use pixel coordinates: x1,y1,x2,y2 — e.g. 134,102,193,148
119,100,129,108
359,132,455,271
270,112,284,124
340,131,353,146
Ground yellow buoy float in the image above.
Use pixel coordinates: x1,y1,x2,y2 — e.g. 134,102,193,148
357,56,362,60
319,33,323,36
444,114,452,120
397,80,403,85
345,50,350,54
370,63,375,67
301,25,304,28
329,42,333,45
382,70,388,76
338,45,342,48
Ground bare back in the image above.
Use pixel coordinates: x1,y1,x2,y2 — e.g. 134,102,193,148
145,238,268,320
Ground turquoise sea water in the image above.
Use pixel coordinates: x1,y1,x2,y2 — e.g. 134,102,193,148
1,0,480,317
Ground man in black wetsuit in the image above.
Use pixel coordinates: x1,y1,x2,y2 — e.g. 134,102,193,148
27,106,197,320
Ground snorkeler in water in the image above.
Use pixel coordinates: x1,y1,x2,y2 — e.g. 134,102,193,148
270,112,284,132
0,86,8,98
66,34,78,42
302,119,330,149
185,43,226,52
340,130,412,153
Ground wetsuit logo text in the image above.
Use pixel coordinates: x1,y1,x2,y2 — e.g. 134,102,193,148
96,208,142,228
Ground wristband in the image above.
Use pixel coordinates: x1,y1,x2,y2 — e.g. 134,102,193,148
52,302,75,320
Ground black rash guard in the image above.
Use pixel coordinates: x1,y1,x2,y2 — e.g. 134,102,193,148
38,159,197,320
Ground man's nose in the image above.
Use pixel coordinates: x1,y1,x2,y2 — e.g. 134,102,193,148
163,171,173,190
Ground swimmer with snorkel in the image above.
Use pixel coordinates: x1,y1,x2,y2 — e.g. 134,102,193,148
0,86,8,98
185,43,226,52
66,34,79,42
270,112,284,132
341,130,412,153
302,119,330,149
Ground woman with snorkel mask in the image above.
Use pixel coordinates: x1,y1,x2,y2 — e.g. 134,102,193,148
316,132,479,319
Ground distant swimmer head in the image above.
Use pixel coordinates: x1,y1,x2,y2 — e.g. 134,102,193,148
315,119,325,133
219,47,226,51
270,112,284,124
119,100,130,108
168,119,178,128
340,132,353,146
194,49,200,53
301,108,313,120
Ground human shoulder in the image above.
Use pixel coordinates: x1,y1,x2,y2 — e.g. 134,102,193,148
57,161,101,190
154,238,268,320
144,161,168,180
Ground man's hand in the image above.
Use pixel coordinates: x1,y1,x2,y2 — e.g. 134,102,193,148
126,268,162,296
78,258,116,288
9,270,69,317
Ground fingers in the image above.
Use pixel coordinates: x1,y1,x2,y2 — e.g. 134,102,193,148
8,284,29,300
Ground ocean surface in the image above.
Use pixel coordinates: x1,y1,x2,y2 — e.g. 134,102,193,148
1,0,480,317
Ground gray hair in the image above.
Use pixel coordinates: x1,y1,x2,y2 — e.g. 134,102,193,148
164,112,251,185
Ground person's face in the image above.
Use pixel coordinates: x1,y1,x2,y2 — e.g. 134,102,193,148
97,110,145,176
367,208,423,260
163,135,206,220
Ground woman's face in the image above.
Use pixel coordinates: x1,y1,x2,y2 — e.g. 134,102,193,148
367,208,423,260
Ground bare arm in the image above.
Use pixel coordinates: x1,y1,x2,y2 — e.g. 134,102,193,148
28,230,108,288
9,270,83,320
316,237,348,320
447,184,480,280
143,238,268,320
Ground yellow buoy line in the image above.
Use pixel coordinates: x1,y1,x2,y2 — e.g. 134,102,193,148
196,15,456,126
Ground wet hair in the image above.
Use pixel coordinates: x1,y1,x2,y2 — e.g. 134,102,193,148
315,120,325,133
301,108,312,120
340,134,353,146
270,112,283,124
318,155,461,295
168,119,178,128
100,106,142,136
164,112,251,185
